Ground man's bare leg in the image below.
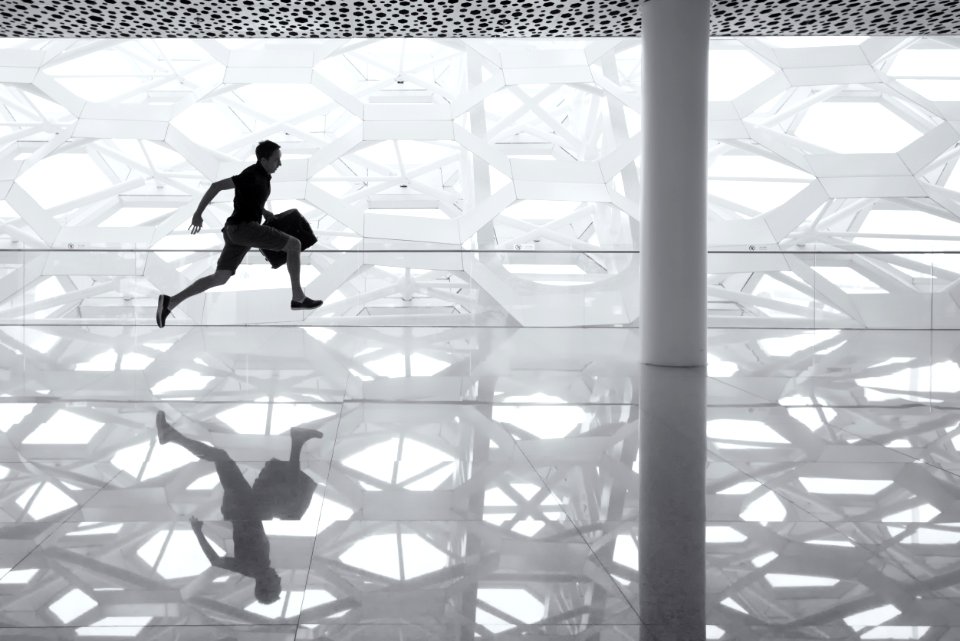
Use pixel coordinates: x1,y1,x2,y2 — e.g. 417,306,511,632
156,270,232,328
284,237,322,309
170,270,232,310
284,237,306,302
288,427,324,471
156,410,224,462
286,241,304,302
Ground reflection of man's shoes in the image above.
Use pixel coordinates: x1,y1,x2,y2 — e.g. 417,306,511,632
155,410,173,444
291,427,324,443
155,294,171,328
291,296,323,310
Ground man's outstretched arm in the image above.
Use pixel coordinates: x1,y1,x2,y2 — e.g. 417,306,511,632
189,178,234,234
190,516,239,572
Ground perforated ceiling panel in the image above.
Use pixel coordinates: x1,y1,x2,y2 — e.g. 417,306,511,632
1,0,958,38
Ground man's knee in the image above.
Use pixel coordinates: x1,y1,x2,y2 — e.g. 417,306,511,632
284,237,301,253
212,270,232,285
208,448,231,463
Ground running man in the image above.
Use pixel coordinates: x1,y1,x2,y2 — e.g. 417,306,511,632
155,140,322,328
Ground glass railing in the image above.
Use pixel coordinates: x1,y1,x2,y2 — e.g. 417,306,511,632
1,247,959,329
0,249,640,327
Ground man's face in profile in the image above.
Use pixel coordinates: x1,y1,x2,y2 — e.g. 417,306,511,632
263,149,282,174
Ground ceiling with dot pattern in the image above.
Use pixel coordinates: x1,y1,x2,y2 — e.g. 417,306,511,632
1,0,958,38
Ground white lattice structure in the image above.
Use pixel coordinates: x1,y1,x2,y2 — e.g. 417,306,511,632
5,36,960,641
2,37,959,328
0,39,643,327
707,37,960,329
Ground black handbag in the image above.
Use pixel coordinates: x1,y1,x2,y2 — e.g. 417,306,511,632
260,209,318,268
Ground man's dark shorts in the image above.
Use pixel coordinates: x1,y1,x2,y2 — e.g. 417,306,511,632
214,457,255,520
216,222,292,275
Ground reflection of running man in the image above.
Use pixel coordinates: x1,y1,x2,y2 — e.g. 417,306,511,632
155,410,323,604
155,140,322,328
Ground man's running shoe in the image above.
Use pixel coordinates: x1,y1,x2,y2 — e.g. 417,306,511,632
156,294,171,328
291,297,323,310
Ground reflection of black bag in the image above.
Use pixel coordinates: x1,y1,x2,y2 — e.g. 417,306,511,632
260,209,318,268
252,459,318,519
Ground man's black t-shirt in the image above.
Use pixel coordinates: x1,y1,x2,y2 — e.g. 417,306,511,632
224,162,271,225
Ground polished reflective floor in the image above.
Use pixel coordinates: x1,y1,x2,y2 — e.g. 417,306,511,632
1,326,959,639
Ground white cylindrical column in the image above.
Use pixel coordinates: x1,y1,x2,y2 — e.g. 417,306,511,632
639,0,710,639
641,0,709,368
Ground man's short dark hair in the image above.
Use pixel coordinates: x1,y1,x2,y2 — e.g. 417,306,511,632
255,140,281,161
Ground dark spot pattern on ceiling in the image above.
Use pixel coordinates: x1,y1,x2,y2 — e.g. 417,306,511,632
0,0,958,38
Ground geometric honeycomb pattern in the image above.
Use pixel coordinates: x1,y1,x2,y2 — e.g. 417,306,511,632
708,37,960,330
2,38,643,328
3,37,960,329
3,326,960,639
2,0,960,38
707,328,960,641
5,36,960,641
0,326,641,639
